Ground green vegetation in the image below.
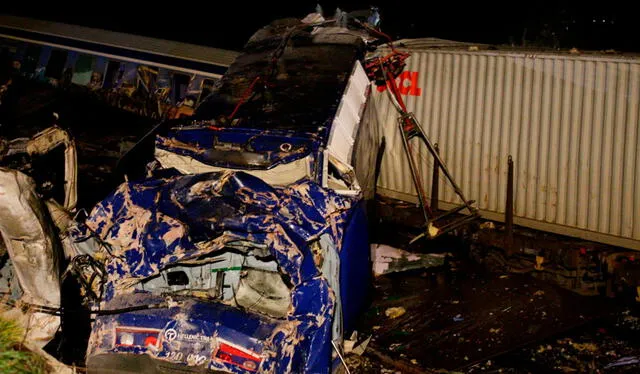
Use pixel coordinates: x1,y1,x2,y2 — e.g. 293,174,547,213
0,317,47,374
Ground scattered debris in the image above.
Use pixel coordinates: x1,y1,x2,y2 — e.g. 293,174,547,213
475,308,640,372
344,331,359,353
344,331,372,356
479,221,495,230
605,356,640,369
367,346,425,374
352,335,372,356
385,307,406,319
371,243,447,276
571,342,598,352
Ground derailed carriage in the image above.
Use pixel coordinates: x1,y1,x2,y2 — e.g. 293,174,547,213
84,15,380,373
1,12,383,374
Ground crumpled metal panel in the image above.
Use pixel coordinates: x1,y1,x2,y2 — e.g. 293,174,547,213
155,127,320,170
194,26,365,135
154,147,314,187
83,170,356,373
0,168,61,347
25,126,77,211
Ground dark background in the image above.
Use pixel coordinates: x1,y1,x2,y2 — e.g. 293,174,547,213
3,1,639,52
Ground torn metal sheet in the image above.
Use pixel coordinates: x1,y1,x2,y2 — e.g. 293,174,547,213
84,171,353,290
0,126,78,352
81,171,357,372
25,126,77,210
0,168,61,347
154,147,313,186
371,244,447,276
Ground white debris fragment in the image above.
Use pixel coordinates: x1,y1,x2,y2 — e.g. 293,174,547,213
371,244,447,276
385,307,406,319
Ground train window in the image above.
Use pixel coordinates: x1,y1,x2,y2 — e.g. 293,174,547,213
45,50,68,80
103,61,121,89
198,78,217,105
136,65,158,94
0,47,9,67
21,44,41,76
172,73,190,105
72,54,93,86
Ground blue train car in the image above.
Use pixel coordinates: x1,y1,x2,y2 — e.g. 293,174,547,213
76,12,381,374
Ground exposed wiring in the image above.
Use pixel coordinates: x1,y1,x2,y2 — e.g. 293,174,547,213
227,22,303,122
226,15,391,123
227,76,262,121
1,297,62,316
1,294,174,318
67,254,106,303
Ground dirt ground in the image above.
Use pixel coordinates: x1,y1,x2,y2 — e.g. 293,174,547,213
355,255,640,373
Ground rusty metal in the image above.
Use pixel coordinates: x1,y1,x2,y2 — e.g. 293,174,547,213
396,115,431,226
399,111,479,240
379,61,478,240
505,155,514,255
431,143,440,211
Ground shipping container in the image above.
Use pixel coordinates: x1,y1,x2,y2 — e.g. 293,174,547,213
369,40,640,250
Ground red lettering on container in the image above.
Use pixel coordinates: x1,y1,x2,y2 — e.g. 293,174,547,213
376,71,422,96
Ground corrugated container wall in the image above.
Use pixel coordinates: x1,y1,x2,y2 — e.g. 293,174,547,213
369,48,640,250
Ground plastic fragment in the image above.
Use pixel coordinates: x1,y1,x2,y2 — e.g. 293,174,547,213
385,307,406,319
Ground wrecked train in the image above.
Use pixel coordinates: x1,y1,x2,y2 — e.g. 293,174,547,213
0,14,238,120
1,12,383,374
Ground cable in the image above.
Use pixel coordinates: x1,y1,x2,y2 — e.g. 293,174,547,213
227,21,304,122
227,76,262,121
0,297,62,316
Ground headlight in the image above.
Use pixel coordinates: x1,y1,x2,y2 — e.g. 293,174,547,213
212,338,262,372
115,327,161,349
118,332,134,347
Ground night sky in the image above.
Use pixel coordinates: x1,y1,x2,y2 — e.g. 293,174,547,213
3,1,639,52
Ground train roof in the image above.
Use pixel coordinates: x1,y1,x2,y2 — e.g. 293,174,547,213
0,15,241,77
